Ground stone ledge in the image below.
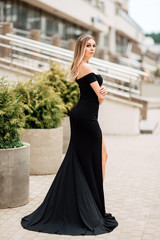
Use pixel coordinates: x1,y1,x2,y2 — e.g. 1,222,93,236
140,120,158,134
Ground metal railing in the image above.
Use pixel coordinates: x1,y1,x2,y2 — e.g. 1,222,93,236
117,8,143,33
13,28,68,49
0,33,149,101
119,56,156,74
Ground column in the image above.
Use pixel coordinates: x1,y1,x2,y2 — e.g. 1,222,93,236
0,22,13,57
68,39,75,51
108,27,116,56
51,35,61,47
30,29,40,41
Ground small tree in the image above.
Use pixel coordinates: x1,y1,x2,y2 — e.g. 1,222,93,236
14,78,65,129
0,76,25,149
32,62,80,116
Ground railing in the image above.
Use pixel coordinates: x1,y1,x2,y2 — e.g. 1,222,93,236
119,56,156,75
12,28,156,76
13,28,68,49
0,33,149,113
117,8,143,33
13,28,30,38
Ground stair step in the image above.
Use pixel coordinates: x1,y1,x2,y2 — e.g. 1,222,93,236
140,120,158,134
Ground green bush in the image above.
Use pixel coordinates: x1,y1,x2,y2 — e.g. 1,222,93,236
32,62,80,116
14,77,65,129
0,76,25,149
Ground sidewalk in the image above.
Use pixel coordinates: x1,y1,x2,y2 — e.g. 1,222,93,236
0,109,160,240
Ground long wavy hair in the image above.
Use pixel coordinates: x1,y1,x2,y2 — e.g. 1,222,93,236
68,34,95,82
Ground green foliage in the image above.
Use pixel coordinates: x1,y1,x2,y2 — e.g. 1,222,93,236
0,63,79,147
0,76,25,149
32,62,80,116
14,77,65,129
145,32,160,43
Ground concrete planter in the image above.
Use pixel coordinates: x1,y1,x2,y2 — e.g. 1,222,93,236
0,143,30,209
22,126,63,175
62,116,70,154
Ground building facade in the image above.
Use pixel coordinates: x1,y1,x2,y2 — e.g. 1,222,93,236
0,0,149,63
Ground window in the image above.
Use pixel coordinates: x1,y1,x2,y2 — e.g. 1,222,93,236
1,0,95,41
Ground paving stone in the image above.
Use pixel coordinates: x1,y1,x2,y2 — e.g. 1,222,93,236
0,109,160,240
142,234,154,240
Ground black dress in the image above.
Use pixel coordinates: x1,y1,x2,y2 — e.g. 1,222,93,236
21,72,118,235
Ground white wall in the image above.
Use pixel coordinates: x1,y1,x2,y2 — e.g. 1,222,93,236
31,0,108,32
0,68,31,82
141,82,160,98
98,97,141,135
115,15,144,44
24,0,145,55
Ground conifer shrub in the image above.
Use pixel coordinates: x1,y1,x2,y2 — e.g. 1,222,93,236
14,77,65,129
32,62,80,116
0,76,25,149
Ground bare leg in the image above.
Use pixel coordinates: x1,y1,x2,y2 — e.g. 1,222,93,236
102,135,108,183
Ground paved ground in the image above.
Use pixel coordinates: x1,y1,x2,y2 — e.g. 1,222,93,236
0,109,160,240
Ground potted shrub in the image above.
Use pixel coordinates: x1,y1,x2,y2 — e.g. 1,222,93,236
14,76,65,175
33,62,80,153
0,76,30,208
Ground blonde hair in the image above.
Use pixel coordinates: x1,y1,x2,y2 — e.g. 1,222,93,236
68,34,95,82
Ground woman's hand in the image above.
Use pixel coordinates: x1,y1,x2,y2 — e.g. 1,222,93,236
99,86,108,96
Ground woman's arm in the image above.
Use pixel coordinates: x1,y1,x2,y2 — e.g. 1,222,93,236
78,63,107,104
90,82,106,104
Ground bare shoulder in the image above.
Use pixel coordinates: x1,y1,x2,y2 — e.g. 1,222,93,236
78,63,94,78
80,63,93,72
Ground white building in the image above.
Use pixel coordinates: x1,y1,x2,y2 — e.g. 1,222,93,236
0,0,157,69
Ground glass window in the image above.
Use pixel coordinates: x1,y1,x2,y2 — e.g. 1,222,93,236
53,17,58,35
58,21,64,38
17,2,28,30
4,0,12,22
0,1,4,22
12,1,18,24
1,0,95,42
27,8,35,30
66,24,74,39
26,6,41,30
33,8,41,29
46,16,54,36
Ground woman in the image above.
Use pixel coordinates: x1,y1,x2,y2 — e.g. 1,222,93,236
21,34,118,235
